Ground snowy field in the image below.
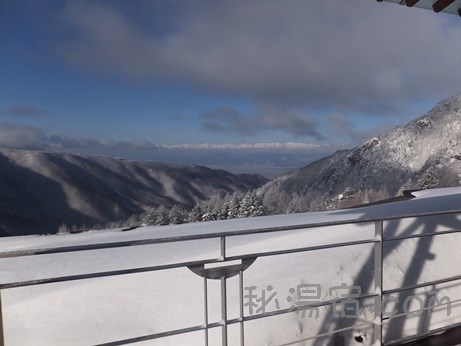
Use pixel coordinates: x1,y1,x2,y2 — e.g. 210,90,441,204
2,187,461,345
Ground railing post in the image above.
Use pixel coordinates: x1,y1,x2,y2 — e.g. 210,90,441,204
220,236,228,346
220,236,226,261
239,270,245,346
373,220,384,345
0,289,4,346
221,276,228,346
203,277,209,346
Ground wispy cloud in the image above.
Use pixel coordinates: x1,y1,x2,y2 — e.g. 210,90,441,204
327,113,392,146
2,106,50,117
200,106,324,139
0,124,49,149
0,122,332,156
0,123,159,151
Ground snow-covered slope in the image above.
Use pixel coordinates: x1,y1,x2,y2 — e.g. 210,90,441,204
260,93,461,213
0,149,267,236
2,187,461,345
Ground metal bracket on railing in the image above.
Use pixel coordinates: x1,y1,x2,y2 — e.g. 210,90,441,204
187,258,257,280
188,258,256,346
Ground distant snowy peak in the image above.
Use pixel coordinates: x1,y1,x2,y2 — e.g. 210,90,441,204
162,142,324,150
400,93,461,136
348,92,461,172
431,92,461,115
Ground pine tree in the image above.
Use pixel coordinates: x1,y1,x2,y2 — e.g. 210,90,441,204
142,205,170,225
188,205,203,222
169,205,186,224
239,192,265,218
142,207,159,226
217,202,230,220
155,205,170,225
58,223,69,234
228,194,242,219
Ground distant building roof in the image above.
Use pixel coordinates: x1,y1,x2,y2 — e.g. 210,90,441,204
379,0,461,16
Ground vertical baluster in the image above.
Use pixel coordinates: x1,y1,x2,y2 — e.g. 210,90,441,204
239,270,245,346
204,277,209,346
221,276,228,346
221,236,228,345
373,220,384,345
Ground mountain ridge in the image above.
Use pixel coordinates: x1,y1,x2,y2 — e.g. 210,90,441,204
0,148,267,236
260,93,461,213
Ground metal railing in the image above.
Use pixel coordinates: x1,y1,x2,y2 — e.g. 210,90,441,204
1,206,461,345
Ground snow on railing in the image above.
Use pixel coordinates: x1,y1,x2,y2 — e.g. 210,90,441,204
1,190,461,345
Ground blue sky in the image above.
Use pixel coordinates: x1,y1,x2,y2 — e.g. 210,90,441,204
1,0,461,157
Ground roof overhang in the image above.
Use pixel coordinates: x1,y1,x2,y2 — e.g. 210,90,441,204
378,0,461,16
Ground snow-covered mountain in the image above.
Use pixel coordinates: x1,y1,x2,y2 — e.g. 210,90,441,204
0,149,267,236
261,93,461,213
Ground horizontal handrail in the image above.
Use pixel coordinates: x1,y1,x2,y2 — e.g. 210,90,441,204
382,297,461,322
0,257,220,289
384,273,461,296
384,320,461,345
97,293,379,346
384,227,461,242
2,206,461,259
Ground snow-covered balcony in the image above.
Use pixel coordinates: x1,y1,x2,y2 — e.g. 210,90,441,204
1,187,461,345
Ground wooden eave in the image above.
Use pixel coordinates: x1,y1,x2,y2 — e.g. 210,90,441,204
378,0,461,16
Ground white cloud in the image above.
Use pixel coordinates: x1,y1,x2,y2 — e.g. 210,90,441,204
58,0,461,114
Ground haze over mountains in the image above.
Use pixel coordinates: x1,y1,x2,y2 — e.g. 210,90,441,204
0,150,267,236
70,142,332,179
260,93,461,213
